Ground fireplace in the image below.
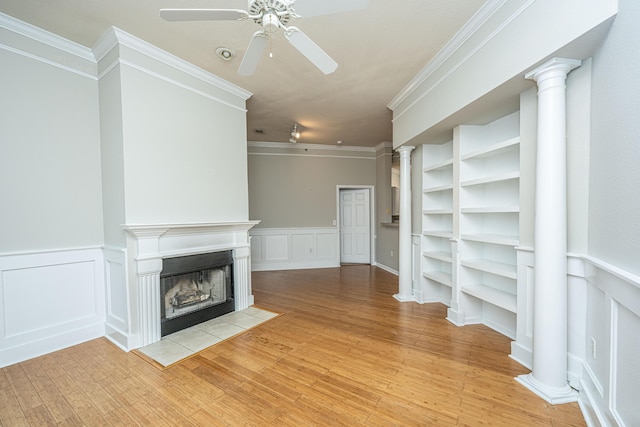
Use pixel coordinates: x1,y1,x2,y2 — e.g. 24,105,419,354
113,221,258,350
160,251,234,336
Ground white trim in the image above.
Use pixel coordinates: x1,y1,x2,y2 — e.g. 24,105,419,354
117,58,248,113
0,247,105,368
248,140,376,152
387,0,507,109
375,141,393,152
93,26,252,101
0,12,95,62
375,262,399,276
248,152,375,161
389,0,535,121
0,43,97,80
250,227,340,271
583,255,640,288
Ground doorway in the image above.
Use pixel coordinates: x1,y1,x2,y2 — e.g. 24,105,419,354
337,186,374,264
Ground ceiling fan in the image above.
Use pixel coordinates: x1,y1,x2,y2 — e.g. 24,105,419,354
160,0,369,76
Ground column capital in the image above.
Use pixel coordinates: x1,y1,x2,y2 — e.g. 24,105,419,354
396,145,415,155
525,57,581,82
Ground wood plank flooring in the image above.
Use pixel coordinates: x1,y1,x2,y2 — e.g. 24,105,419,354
0,266,585,426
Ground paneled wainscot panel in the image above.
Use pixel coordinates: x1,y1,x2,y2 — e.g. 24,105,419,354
251,228,339,271
0,248,105,368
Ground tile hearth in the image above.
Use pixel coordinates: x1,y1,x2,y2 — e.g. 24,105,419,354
137,307,279,367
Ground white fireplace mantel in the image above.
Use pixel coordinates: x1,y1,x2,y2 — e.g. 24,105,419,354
120,220,260,348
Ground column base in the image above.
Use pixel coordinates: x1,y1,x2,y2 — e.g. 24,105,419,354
516,373,578,405
393,293,415,302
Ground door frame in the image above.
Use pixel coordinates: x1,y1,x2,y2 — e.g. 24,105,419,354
336,185,376,265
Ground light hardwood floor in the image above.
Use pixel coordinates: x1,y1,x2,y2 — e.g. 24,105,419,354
1,266,585,426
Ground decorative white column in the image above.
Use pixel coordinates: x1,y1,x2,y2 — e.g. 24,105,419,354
233,245,254,311
394,145,415,302
516,57,580,404
124,227,168,348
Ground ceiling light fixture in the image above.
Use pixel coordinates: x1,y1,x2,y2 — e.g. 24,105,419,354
289,123,300,143
215,47,235,61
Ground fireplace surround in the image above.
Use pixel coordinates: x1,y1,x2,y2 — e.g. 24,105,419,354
118,221,259,349
160,250,234,336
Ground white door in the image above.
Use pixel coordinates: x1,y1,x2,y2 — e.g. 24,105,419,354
339,189,371,264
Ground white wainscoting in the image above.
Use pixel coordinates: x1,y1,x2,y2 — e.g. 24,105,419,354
103,246,130,351
578,256,640,427
0,247,105,368
250,227,339,271
514,250,640,427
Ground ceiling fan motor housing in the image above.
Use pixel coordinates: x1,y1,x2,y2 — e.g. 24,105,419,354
250,0,293,29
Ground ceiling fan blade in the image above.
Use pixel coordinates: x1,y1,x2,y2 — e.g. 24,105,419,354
291,0,369,17
285,27,338,74
159,9,248,22
238,31,268,76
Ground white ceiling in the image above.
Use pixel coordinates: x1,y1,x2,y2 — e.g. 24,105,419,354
0,0,486,147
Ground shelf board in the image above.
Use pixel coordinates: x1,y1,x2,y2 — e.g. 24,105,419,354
461,206,519,214
423,251,452,263
423,158,453,172
423,209,453,215
423,184,454,193
461,284,517,313
461,259,517,279
461,233,519,246
461,136,520,160
461,171,520,187
423,230,454,239
423,271,453,287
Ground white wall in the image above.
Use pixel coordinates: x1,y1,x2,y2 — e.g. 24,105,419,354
0,17,103,253
96,28,251,228
0,15,105,367
579,0,640,424
588,0,640,276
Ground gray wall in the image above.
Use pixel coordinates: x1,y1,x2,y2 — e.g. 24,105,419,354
375,143,398,271
248,144,376,228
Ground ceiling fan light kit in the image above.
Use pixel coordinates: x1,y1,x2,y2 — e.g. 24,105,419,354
160,0,369,76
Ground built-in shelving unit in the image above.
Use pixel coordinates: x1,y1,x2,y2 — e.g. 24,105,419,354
420,140,454,304
420,111,520,338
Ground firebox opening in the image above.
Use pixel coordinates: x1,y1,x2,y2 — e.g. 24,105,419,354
160,250,234,337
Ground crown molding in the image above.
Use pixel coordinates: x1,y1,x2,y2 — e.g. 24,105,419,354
247,141,376,153
0,12,95,62
375,141,393,152
93,26,252,101
248,141,376,152
387,0,507,110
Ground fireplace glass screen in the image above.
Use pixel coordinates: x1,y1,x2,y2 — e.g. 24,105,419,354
163,266,228,319
160,251,234,336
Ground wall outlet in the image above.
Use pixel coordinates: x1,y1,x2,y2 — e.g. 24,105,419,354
390,250,394,257
591,337,597,359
